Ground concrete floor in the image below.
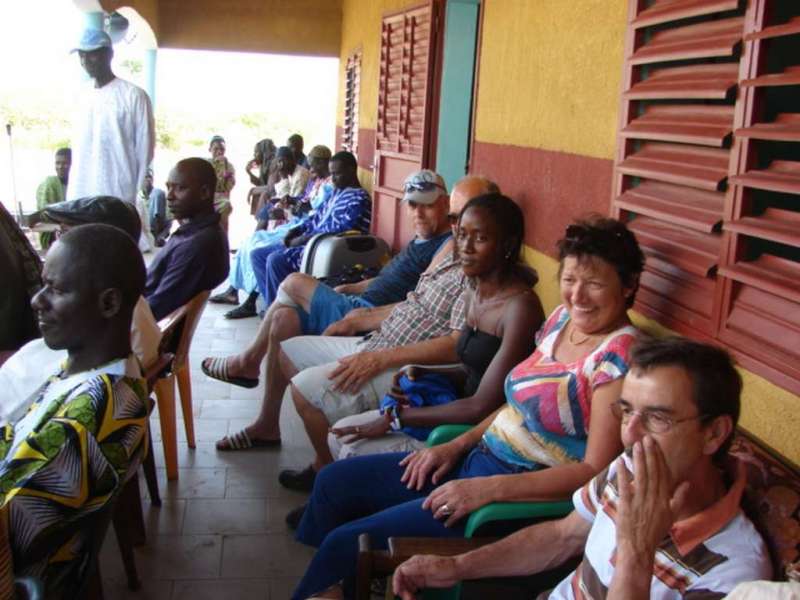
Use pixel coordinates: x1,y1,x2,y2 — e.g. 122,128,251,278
99,290,318,599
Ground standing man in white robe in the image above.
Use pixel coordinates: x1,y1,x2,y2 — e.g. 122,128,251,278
67,28,156,252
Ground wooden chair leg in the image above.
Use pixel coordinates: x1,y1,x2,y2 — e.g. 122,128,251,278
153,374,179,480
142,429,161,506
112,497,141,591
175,365,196,449
84,557,105,600
118,477,146,547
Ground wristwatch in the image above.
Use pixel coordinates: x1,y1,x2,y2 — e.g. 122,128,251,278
388,404,403,431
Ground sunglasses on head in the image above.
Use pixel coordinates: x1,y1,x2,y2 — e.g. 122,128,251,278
564,224,624,242
404,180,446,194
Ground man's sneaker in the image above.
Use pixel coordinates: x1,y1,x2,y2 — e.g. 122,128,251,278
278,465,317,492
224,303,257,319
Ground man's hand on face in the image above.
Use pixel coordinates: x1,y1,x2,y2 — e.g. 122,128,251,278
615,436,691,563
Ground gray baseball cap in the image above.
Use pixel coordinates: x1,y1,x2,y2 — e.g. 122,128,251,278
402,169,447,205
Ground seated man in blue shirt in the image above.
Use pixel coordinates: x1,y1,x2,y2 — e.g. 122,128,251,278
249,151,372,310
144,157,229,320
204,174,498,451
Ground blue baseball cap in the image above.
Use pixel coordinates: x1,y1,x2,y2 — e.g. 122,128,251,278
71,29,112,53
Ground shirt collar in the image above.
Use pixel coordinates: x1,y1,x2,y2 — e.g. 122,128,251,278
669,458,746,556
175,212,220,235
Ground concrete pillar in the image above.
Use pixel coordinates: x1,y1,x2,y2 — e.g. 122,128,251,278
83,10,104,30
144,48,157,110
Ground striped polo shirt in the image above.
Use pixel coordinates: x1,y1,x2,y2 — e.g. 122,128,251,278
545,455,772,600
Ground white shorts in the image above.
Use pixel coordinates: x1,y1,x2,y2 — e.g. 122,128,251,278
328,410,426,459
281,336,396,425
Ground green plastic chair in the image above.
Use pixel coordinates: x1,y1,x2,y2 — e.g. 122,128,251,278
420,424,573,600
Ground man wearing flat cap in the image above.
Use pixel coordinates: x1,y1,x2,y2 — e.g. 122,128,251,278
67,28,155,252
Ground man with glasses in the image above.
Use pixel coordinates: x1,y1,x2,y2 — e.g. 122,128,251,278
208,174,495,452
393,337,771,600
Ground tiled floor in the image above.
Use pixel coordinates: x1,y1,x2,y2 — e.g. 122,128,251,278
99,292,317,599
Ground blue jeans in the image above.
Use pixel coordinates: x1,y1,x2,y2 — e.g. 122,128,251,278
292,445,530,599
250,242,301,306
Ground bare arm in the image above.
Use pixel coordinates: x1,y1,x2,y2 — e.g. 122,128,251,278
333,277,375,295
322,303,398,336
393,510,591,599
401,294,542,426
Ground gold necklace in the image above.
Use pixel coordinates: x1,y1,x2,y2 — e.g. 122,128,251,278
568,323,592,346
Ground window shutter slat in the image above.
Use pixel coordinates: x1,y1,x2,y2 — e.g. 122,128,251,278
736,113,800,142
744,16,800,41
630,16,743,65
729,160,800,195
621,105,734,147
719,256,800,305
741,65,800,87
624,63,739,100
632,0,739,29
617,143,729,191
615,181,723,232
725,208,800,248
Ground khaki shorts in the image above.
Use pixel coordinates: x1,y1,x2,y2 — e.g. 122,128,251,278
281,336,396,425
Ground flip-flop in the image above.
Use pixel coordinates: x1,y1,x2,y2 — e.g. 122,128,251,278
201,357,259,389
216,429,281,451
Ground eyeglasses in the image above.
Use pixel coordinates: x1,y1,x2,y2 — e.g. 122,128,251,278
610,400,707,434
404,180,447,194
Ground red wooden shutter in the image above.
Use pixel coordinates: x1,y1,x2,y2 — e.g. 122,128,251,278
343,50,361,155
373,2,439,251
612,0,747,338
613,0,800,394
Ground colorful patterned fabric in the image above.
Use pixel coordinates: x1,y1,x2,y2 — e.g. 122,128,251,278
210,156,236,198
209,156,236,216
0,356,148,592
295,185,371,239
730,434,800,581
543,455,772,599
274,185,371,272
362,249,467,352
483,305,637,469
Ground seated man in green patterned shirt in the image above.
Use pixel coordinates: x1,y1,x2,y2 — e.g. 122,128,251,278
0,223,149,594
35,147,71,249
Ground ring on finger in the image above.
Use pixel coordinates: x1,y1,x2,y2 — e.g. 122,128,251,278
439,503,453,516
355,427,361,433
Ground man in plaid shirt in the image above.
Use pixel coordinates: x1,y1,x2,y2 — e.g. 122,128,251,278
276,176,498,492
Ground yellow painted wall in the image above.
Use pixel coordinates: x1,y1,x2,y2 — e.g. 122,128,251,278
524,247,799,464
474,0,627,160
336,0,423,130
103,0,343,56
